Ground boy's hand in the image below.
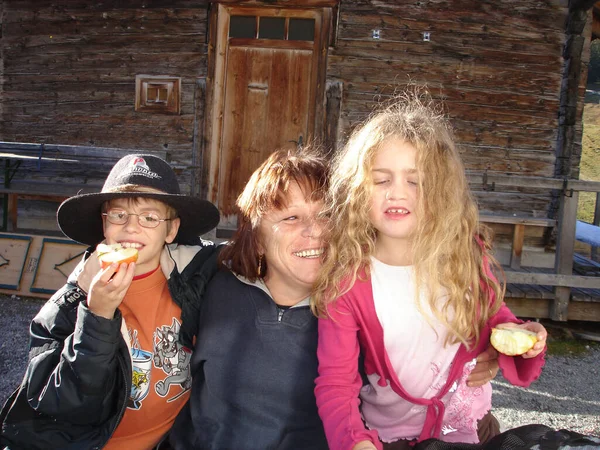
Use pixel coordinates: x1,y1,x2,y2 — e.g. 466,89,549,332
496,322,547,359
87,262,136,319
76,249,102,294
467,345,499,387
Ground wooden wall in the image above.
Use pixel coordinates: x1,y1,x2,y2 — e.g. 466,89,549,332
0,0,591,223
0,0,210,170
327,0,577,220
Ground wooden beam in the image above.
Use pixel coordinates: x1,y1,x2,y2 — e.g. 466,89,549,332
504,298,550,319
192,78,207,197
510,224,525,270
479,214,556,227
505,271,600,289
552,192,579,320
505,298,600,322
568,180,600,193
468,173,563,190
324,80,343,155
468,173,600,193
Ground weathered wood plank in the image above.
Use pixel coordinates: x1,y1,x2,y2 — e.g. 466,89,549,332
504,271,600,289
3,36,208,55
3,9,208,37
479,215,556,227
331,38,563,68
327,58,563,95
505,283,527,299
505,297,600,322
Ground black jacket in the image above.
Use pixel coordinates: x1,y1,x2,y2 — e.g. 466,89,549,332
0,242,220,450
170,270,329,450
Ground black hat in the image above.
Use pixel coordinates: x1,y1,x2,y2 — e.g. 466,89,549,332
57,154,220,246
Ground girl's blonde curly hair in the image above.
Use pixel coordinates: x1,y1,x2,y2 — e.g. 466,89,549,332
312,90,504,349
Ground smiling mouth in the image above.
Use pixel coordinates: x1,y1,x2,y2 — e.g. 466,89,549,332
386,208,409,214
119,242,143,249
293,248,324,258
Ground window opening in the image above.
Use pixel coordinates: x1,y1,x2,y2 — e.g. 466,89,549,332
229,15,257,38
289,18,315,41
259,17,285,40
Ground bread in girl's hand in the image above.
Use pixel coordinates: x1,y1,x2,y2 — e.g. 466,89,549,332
490,327,538,356
97,243,138,269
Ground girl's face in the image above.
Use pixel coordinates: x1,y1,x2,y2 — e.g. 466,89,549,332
257,182,326,303
369,138,419,257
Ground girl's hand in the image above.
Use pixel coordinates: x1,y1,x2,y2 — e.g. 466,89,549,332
496,322,547,359
467,345,499,387
87,262,136,319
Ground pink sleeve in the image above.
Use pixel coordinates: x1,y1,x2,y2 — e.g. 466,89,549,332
480,250,546,387
489,302,546,387
315,297,382,450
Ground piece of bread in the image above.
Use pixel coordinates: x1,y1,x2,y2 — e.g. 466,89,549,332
97,243,139,269
490,327,538,356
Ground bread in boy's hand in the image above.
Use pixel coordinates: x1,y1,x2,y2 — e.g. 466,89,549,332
490,327,538,356
97,243,138,269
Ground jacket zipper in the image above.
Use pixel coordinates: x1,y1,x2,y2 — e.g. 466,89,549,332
277,307,284,322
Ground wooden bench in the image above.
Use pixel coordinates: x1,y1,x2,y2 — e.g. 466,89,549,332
479,214,557,270
479,213,600,321
0,142,169,231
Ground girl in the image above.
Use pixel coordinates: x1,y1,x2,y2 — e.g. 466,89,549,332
312,92,547,450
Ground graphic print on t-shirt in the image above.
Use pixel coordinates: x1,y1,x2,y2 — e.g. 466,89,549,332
152,317,192,401
126,318,192,410
128,329,153,410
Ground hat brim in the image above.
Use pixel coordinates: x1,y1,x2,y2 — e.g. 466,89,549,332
57,191,220,246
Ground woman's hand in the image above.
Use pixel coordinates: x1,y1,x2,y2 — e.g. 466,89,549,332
496,322,547,359
467,345,499,387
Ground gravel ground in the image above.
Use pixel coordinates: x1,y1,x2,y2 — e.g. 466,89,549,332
1,294,599,438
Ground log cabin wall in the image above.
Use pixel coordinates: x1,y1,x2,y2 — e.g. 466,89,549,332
327,1,574,220
324,0,587,253
0,0,212,192
0,1,592,250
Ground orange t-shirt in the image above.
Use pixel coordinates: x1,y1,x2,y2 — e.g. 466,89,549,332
104,268,192,450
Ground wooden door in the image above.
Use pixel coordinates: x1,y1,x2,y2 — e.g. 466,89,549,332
207,5,331,230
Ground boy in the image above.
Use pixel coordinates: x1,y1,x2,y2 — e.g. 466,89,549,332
0,154,220,449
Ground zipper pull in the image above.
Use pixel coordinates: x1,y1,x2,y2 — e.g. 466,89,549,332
277,308,284,322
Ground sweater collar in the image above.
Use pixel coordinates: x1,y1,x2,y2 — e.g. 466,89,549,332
233,273,310,308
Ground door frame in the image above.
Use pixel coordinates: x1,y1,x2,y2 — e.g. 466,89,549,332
201,1,333,208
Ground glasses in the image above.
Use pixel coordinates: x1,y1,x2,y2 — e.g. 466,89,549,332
102,209,173,229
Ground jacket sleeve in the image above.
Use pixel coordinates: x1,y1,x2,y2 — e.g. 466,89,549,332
23,281,124,425
315,297,383,450
487,302,546,387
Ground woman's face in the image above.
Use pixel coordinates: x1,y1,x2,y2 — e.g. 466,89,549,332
258,182,325,302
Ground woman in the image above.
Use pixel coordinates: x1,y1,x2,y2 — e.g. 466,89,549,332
169,147,330,449
169,146,499,449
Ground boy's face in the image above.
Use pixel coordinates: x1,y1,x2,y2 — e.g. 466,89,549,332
102,197,180,276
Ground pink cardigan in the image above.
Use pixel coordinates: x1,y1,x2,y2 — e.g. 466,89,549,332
315,277,546,450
